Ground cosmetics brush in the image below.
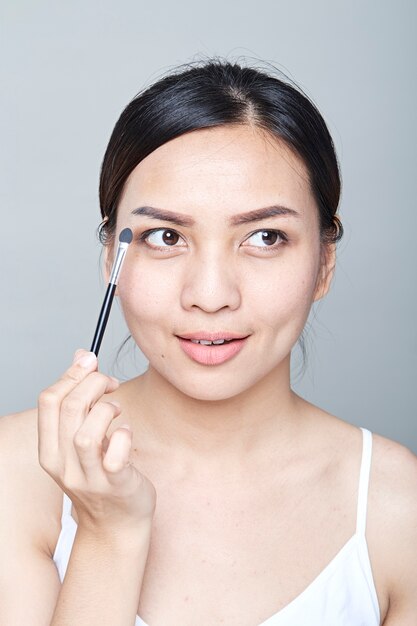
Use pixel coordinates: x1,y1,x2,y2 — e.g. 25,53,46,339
90,227,133,356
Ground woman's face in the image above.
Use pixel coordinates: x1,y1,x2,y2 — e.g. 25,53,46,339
111,124,333,401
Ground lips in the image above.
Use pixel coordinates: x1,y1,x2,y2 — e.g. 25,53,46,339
177,335,249,365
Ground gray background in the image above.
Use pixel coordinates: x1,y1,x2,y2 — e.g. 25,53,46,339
1,0,416,452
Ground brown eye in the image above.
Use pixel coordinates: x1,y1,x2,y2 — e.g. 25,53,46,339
260,231,278,246
161,230,179,245
245,229,288,250
140,228,184,248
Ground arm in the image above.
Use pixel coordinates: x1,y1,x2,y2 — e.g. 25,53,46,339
1,349,157,625
0,411,152,626
37,350,158,624
379,444,417,625
0,412,61,625
51,524,151,626
0,540,61,626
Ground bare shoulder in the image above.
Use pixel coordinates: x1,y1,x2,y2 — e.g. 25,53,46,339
0,409,63,556
367,430,417,623
370,430,417,501
370,430,417,534
306,405,417,622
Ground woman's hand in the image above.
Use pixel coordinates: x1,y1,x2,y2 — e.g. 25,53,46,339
37,349,157,536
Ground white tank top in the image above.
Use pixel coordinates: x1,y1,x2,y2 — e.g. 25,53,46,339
53,427,380,625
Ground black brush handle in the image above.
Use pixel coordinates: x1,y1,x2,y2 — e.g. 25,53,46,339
90,283,117,356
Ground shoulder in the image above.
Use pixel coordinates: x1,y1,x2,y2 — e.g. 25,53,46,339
0,409,40,480
0,408,43,473
368,430,417,621
0,408,38,455
370,430,417,531
0,409,63,556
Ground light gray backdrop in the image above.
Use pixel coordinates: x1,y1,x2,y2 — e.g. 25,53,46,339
1,0,416,452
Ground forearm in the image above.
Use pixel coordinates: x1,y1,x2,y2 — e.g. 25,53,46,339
50,524,152,626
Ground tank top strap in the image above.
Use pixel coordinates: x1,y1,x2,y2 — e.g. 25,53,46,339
61,491,73,524
356,427,373,536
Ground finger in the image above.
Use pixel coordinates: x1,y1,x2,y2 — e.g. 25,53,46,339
102,425,134,484
38,349,98,464
49,349,104,410
73,401,121,484
59,371,119,447
38,349,117,469
60,349,98,390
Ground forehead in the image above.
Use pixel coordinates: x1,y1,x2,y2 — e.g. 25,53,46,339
118,125,316,222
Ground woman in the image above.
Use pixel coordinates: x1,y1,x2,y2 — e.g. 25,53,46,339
0,59,416,625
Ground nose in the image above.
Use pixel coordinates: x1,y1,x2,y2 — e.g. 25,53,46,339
180,248,241,313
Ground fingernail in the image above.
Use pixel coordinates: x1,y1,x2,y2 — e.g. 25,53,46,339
119,423,131,431
109,400,121,409
77,352,97,368
73,349,84,364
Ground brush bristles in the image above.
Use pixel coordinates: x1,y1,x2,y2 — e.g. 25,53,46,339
119,227,133,244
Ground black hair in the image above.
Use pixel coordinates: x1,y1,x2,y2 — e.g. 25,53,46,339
98,57,343,378
99,59,341,245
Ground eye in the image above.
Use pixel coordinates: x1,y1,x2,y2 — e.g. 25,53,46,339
243,229,288,251
138,228,186,250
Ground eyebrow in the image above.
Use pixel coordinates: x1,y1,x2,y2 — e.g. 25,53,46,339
131,204,301,227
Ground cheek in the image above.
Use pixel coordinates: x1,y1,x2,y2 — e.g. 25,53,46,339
245,256,319,324
117,246,319,334
117,260,178,323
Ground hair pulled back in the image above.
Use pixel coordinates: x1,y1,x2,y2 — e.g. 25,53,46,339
98,58,342,247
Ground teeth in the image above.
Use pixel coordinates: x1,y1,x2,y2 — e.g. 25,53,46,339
190,339,227,345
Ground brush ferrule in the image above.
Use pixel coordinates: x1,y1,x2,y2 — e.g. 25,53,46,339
109,241,129,285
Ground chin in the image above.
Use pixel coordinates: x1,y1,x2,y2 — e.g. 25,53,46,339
180,386,240,403
149,361,266,404
171,375,246,402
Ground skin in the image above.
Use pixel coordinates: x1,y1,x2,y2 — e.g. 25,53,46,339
3,123,416,625
94,124,417,624
104,124,336,475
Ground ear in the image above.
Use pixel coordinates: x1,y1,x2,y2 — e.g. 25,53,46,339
102,242,120,295
100,217,114,284
103,243,113,284
313,243,336,302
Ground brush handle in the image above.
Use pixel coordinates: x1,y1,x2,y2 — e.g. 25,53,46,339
90,282,117,356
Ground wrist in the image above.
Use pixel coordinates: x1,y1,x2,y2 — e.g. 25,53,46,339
76,519,153,551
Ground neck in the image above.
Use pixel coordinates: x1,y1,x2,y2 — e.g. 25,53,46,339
123,355,305,477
